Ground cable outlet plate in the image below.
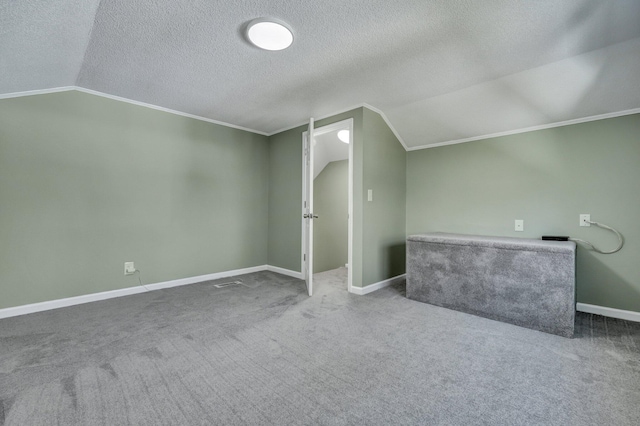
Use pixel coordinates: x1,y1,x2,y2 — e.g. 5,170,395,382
514,219,524,232
580,214,591,227
124,262,136,275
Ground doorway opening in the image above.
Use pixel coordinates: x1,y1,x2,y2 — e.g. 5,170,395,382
301,118,353,295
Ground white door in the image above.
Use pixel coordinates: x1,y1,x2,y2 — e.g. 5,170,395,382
303,118,315,296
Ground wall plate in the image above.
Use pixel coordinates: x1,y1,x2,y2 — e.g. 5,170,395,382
580,214,591,227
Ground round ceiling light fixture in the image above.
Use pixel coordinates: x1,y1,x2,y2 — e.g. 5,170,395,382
246,18,293,51
337,130,350,143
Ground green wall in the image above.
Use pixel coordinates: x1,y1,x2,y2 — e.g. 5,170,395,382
362,109,406,286
0,91,269,309
266,107,406,288
268,108,363,286
313,160,348,273
268,108,365,286
9,90,631,312
406,113,640,312
266,125,304,272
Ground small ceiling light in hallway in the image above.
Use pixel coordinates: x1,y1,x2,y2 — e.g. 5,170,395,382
337,130,350,143
246,18,293,51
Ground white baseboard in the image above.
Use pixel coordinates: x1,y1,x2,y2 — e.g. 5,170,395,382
0,286,149,320
576,303,640,323
350,274,406,295
144,265,268,291
266,265,303,280
0,265,270,320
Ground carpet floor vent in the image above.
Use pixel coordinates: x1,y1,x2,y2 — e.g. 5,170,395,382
213,281,243,288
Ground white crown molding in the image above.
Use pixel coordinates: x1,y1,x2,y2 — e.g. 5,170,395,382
0,265,280,320
74,87,269,135
350,274,406,295
361,103,409,151
267,103,409,151
0,86,77,100
577,303,640,323
267,103,367,136
406,107,640,151
0,86,269,136
4,87,636,152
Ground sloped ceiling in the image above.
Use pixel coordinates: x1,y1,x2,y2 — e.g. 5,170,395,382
0,0,102,92
2,0,640,149
314,131,349,180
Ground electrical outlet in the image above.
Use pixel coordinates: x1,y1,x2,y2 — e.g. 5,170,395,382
514,220,524,232
124,262,136,275
580,214,591,227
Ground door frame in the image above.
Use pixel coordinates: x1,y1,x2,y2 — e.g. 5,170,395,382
301,118,354,293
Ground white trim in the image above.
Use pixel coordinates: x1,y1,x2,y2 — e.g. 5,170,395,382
307,117,315,296
347,118,354,293
142,265,267,291
406,107,640,151
350,274,406,296
301,118,354,293
268,103,409,151
74,87,269,135
0,86,76,100
577,303,640,323
361,103,409,151
270,103,366,136
306,118,354,138
267,265,304,280
4,88,637,152
301,129,308,282
0,87,269,136
0,286,147,320
0,265,269,320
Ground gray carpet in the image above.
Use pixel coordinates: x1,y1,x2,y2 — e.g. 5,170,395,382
1,267,639,425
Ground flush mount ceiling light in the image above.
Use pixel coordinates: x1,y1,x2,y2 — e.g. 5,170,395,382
246,18,293,51
337,130,350,143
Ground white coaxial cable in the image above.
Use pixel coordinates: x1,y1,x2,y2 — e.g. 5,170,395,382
570,220,624,254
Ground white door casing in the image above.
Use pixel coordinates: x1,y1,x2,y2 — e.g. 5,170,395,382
301,118,354,294
303,118,315,296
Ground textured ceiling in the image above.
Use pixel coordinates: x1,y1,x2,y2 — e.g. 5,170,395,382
0,0,101,92
2,0,640,148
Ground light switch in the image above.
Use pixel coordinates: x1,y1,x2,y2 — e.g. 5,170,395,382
367,189,373,202
515,220,524,232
